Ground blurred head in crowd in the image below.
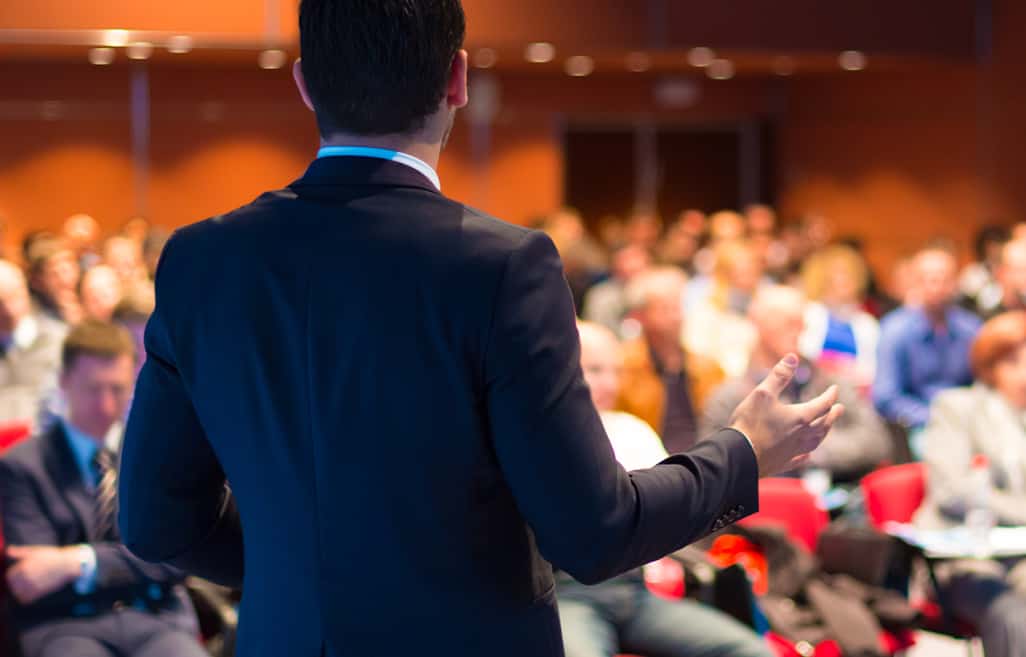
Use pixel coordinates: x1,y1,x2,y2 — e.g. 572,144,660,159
26,236,80,298
577,321,622,412
914,246,959,316
971,311,1026,410
113,282,156,376
708,211,745,244
1013,223,1026,243
802,214,834,251
611,244,651,283
121,216,152,245
143,228,170,279
625,210,661,250
21,230,54,265
626,266,687,347
677,210,707,238
103,235,146,285
658,216,700,268
60,320,136,441
295,0,467,146
711,240,764,314
998,239,1026,311
543,207,585,255
596,214,625,251
0,260,31,341
745,204,777,237
62,213,100,255
974,224,1011,269
890,255,921,307
80,265,123,322
802,244,869,310
749,286,807,365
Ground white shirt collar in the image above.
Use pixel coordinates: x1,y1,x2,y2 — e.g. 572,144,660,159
316,146,441,192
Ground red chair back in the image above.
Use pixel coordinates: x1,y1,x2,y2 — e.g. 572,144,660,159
0,421,31,453
739,478,828,553
861,463,926,529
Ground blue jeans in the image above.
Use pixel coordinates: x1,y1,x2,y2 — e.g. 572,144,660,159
557,574,772,657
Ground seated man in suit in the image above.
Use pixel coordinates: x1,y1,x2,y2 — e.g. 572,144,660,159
0,259,66,424
0,320,205,657
557,321,772,657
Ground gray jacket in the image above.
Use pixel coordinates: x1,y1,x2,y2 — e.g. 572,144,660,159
0,316,66,424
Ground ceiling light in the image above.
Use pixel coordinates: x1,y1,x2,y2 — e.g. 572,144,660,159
707,59,735,80
167,35,193,54
626,52,651,73
126,42,154,61
88,47,116,66
565,56,594,77
839,50,867,71
473,48,498,69
687,47,716,68
772,56,796,76
102,29,130,48
525,42,556,64
258,49,288,70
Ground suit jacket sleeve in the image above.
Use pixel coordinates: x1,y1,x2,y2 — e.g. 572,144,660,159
484,231,758,585
117,234,244,588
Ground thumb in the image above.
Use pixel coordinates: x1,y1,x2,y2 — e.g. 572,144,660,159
5,545,30,560
755,354,799,400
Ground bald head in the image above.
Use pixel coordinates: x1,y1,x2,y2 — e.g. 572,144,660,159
749,286,806,362
81,265,123,322
0,260,30,337
578,321,623,412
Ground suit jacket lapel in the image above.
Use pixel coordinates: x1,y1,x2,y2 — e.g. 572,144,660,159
40,423,95,541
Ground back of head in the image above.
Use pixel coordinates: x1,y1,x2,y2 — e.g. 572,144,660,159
299,0,466,136
749,285,807,358
62,319,137,372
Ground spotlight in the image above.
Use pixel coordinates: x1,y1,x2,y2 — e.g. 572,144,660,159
565,56,594,77
167,35,193,55
687,47,715,68
102,29,130,48
126,42,154,61
706,59,735,80
839,50,867,71
525,42,556,64
626,52,651,73
88,47,116,66
258,49,288,70
473,48,498,69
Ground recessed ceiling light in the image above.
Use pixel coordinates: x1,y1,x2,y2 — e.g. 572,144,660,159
772,56,796,76
258,49,288,70
473,48,498,69
626,52,651,73
525,42,556,64
126,42,154,61
707,59,735,80
88,47,116,66
102,29,130,48
839,50,867,71
565,55,594,77
167,35,193,54
687,47,716,68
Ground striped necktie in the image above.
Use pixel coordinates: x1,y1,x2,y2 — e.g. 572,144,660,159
92,448,118,541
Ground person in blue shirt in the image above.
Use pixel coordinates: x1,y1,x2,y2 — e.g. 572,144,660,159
873,246,982,432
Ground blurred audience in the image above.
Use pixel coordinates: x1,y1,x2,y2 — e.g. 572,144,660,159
103,236,149,288
702,286,889,482
618,268,724,453
684,240,764,377
798,244,880,391
977,238,1026,320
873,245,981,431
559,321,772,657
624,209,662,251
959,224,1011,318
25,236,84,327
543,208,608,313
80,265,123,323
0,260,66,425
916,311,1026,657
0,321,205,657
61,213,102,270
657,213,702,275
142,229,170,281
744,204,788,280
582,244,651,336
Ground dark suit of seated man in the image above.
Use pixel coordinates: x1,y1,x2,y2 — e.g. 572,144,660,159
0,321,205,657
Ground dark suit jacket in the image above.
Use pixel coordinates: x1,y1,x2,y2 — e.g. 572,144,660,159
0,424,194,635
117,156,759,657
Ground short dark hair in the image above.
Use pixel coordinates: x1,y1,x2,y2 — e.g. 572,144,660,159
299,0,465,136
62,320,137,372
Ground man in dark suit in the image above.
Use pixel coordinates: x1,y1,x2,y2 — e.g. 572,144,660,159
116,2,843,656
0,321,204,657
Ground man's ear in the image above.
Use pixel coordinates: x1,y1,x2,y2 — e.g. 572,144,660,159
446,50,469,109
293,59,316,112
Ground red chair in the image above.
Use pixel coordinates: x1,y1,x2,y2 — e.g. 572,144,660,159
861,463,926,529
739,478,829,553
0,421,32,453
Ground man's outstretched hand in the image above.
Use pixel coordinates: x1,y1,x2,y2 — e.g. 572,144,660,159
729,354,845,477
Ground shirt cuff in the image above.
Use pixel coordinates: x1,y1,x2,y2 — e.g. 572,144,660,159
73,545,98,595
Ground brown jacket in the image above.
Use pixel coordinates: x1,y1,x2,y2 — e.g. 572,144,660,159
617,337,725,436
